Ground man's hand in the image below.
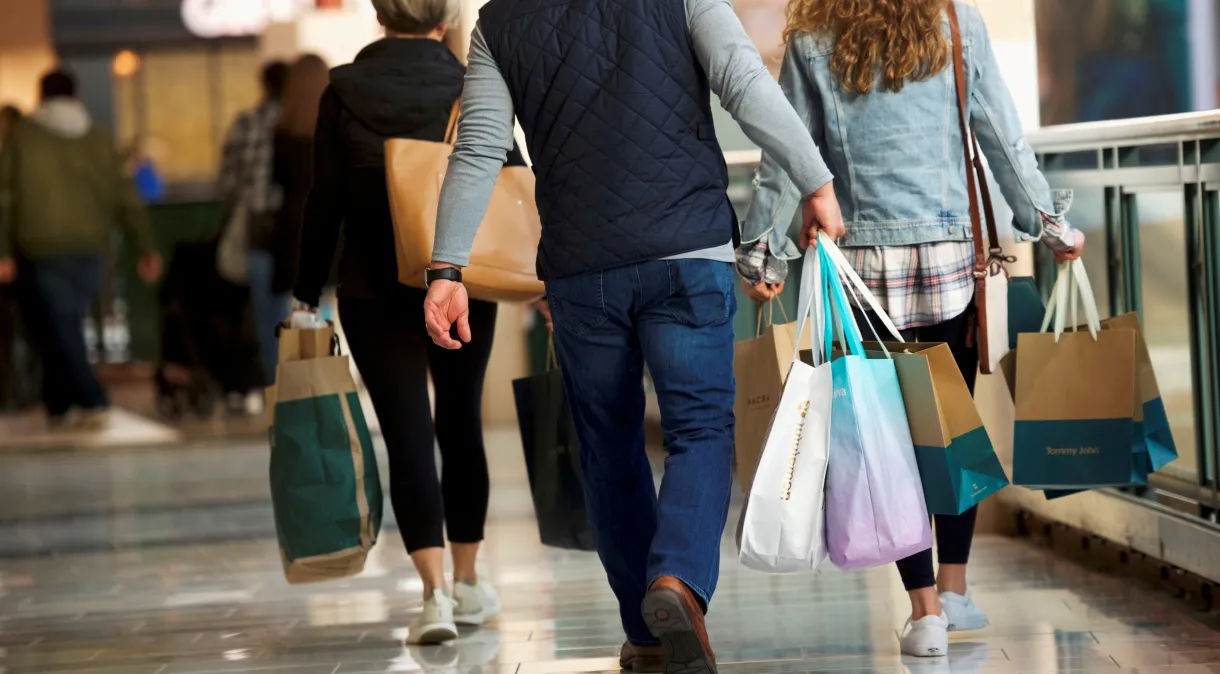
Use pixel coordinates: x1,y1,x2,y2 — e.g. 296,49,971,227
137,253,163,284
1054,231,1087,264
800,181,845,249
743,279,783,304
0,258,15,285
424,264,471,349
534,298,553,333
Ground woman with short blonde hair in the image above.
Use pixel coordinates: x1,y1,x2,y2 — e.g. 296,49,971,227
742,0,1085,658
290,0,525,648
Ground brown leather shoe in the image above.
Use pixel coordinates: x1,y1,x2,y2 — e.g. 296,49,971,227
641,576,717,673
620,641,664,672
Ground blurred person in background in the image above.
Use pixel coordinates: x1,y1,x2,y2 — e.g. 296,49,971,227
290,0,526,646
743,0,1085,658
217,60,288,391
261,55,328,381
0,70,161,429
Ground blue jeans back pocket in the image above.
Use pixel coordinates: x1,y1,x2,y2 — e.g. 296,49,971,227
663,260,735,328
547,271,608,336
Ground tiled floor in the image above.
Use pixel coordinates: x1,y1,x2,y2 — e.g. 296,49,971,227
3,431,1220,674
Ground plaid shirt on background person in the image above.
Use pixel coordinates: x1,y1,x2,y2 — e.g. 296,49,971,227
217,101,281,213
846,209,1082,331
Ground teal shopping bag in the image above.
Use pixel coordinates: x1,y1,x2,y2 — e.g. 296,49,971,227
1009,276,1045,350
873,341,1009,516
269,328,383,585
1013,261,1139,489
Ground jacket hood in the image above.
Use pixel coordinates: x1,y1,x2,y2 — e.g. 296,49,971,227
329,38,465,137
31,98,92,139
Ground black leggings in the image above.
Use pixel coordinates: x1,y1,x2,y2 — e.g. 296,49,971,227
856,307,980,591
340,287,497,554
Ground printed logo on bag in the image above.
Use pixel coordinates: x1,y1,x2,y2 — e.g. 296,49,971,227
780,400,810,502
747,394,772,408
832,388,847,399
1046,447,1101,456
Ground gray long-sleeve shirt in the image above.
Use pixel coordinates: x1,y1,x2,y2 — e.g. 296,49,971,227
432,0,835,269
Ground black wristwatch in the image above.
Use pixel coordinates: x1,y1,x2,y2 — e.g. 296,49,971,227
425,267,463,286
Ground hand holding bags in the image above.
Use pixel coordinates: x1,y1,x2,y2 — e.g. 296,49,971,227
269,326,383,584
733,300,813,490
737,247,833,573
386,102,544,302
1013,261,1139,489
818,237,932,570
512,343,596,551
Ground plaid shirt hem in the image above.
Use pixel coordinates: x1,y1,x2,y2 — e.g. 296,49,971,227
847,242,976,331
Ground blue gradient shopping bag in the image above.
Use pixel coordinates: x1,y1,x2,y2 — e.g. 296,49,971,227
1013,261,1138,489
819,242,932,570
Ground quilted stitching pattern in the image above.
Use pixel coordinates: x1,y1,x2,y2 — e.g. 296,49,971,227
481,0,734,280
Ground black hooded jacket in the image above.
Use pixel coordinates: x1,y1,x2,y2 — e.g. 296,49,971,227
292,37,524,306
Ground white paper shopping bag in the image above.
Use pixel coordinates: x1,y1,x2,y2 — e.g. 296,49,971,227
737,248,833,574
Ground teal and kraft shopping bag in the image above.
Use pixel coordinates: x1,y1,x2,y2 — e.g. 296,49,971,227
268,326,383,584
868,341,1009,516
1041,311,1178,500
1013,261,1139,489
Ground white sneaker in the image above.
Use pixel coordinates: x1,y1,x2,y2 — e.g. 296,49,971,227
900,612,949,657
941,591,990,632
405,590,459,645
453,580,501,626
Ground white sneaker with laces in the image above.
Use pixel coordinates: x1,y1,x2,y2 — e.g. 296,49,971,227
900,612,949,657
453,580,501,626
406,590,459,645
941,591,990,632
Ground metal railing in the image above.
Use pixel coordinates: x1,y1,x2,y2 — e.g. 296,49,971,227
1026,111,1220,519
723,110,1220,522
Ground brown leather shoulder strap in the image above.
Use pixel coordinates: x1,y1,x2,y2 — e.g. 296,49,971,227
947,3,990,268
444,100,461,145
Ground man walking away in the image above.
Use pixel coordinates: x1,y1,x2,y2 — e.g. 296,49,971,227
423,0,844,671
0,70,161,429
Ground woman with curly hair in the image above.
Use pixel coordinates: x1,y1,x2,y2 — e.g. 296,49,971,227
740,0,1085,658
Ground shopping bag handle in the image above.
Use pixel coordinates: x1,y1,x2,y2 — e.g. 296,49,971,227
754,297,792,337
821,244,867,358
1039,259,1100,342
274,322,342,356
794,246,831,367
817,232,905,343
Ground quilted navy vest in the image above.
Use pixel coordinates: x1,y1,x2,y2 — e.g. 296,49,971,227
479,0,735,280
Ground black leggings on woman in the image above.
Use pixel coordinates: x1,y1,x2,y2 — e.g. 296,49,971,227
340,286,497,554
855,307,979,592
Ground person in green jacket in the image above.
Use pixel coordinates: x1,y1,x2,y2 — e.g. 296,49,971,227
0,70,162,429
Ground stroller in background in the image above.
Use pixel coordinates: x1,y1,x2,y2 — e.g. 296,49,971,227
156,240,263,418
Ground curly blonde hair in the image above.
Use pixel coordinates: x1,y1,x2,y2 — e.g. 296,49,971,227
785,0,951,95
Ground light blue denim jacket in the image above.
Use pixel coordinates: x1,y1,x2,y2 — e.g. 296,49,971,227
742,2,1073,260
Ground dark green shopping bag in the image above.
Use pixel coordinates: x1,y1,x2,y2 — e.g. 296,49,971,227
269,327,383,585
872,342,1009,516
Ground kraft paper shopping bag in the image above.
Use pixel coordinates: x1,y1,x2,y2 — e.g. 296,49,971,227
734,302,812,490
1013,261,1138,489
869,341,1009,516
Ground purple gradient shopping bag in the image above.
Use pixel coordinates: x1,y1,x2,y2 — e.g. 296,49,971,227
818,240,933,570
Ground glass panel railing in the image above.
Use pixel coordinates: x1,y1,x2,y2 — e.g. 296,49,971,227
1134,192,1200,483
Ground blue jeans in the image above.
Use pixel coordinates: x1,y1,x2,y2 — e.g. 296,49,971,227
19,255,106,417
547,259,737,646
247,250,291,387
